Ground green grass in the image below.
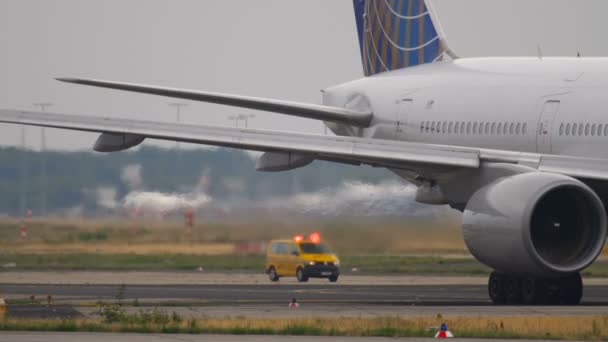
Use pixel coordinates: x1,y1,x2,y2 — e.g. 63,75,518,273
2,315,608,340
2,252,608,276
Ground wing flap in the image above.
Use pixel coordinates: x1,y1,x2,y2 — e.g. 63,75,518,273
56,78,373,127
0,109,479,169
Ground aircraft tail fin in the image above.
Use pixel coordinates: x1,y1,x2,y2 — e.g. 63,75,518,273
353,0,457,76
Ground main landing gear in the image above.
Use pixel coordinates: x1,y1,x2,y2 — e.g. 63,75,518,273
488,271,582,305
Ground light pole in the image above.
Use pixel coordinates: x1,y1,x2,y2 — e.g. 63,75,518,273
33,102,52,216
169,103,188,176
228,114,256,128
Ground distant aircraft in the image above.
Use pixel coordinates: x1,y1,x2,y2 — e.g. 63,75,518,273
1,0,606,305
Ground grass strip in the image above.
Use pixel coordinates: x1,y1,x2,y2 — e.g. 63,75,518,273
2,253,608,276
1,315,608,340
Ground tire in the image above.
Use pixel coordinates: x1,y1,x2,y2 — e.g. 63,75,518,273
521,277,539,305
488,272,506,304
268,266,279,282
296,268,309,282
561,273,583,305
329,275,339,282
504,276,522,304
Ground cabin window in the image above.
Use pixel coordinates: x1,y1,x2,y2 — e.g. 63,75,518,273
484,122,489,134
431,121,436,133
497,122,502,135
565,123,571,135
591,124,597,136
585,124,590,136
578,123,584,136
559,123,564,136
516,123,521,135
442,122,447,134
522,123,527,135
448,122,453,134
604,124,608,136
454,122,459,134
473,122,478,134
491,122,496,134
572,123,578,135
598,124,603,136
503,122,509,135
509,123,514,135
466,122,471,134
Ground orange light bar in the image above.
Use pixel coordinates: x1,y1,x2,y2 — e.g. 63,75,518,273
293,234,304,242
309,232,321,244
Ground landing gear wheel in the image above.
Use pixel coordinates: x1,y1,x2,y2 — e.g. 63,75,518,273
504,276,522,304
521,277,540,304
488,271,583,305
268,267,279,282
296,268,309,282
329,275,339,282
560,273,583,305
488,272,505,304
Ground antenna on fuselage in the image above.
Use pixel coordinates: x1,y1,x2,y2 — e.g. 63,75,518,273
537,44,543,61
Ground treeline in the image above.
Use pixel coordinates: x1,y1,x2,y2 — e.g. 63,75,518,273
0,146,397,215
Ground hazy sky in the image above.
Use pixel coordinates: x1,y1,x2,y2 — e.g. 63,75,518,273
1,0,607,151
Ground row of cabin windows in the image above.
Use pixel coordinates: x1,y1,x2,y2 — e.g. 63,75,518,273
419,121,528,136
559,122,608,137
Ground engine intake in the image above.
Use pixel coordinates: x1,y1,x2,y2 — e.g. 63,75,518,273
463,172,607,277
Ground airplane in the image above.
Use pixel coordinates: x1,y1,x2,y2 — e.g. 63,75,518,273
0,0,607,305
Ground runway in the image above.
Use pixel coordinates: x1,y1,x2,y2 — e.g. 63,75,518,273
3,282,608,318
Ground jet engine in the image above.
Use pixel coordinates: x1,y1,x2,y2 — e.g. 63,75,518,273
94,132,145,152
463,172,607,277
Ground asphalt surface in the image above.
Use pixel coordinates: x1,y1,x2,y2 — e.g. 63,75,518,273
3,283,608,305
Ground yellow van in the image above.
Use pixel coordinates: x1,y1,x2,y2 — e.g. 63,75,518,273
265,235,340,282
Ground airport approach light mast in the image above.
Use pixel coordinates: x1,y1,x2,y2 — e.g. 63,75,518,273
169,103,188,176
228,114,256,128
32,102,52,216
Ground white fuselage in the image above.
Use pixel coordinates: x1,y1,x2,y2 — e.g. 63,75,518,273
324,57,608,160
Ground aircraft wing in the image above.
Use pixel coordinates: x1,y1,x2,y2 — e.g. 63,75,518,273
0,109,478,169
56,78,373,127
3,110,608,181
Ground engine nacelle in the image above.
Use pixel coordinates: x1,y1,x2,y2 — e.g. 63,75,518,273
94,132,145,152
464,172,607,277
255,151,314,172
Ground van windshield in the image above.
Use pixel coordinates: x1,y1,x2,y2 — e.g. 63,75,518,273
299,243,331,254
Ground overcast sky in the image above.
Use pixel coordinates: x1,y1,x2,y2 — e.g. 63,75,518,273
1,0,607,151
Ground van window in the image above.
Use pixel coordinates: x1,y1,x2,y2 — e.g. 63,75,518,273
299,243,331,254
271,243,280,254
289,243,298,255
277,243,289,254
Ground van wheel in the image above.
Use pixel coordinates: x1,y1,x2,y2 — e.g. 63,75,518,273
329,275,339,282
296,268,309,282
268,267,279,282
